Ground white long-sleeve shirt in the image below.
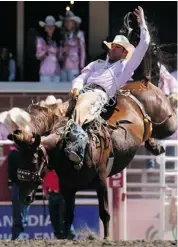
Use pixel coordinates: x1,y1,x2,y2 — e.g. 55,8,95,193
72,22,150,98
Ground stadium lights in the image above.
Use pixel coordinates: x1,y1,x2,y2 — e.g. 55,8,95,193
70,1,74,4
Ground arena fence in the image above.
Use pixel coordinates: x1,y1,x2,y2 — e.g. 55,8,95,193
0,140,177,240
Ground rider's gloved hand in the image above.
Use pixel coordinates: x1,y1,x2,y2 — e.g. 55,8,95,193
133,6,145,26
70,88,80,97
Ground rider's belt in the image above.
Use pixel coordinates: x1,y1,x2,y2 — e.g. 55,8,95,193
89,84,106,93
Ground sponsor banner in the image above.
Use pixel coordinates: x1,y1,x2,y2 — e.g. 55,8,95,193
126,199,176,241
0,204,99,240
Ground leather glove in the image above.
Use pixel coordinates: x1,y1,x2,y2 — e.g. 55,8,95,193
70,88,80,97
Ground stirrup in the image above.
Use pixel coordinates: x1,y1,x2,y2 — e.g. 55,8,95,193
68,151,82,164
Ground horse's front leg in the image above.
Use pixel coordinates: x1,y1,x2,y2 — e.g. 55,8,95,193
96,172,110,239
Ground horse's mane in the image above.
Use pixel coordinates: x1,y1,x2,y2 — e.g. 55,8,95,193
27,104,56,135
26,98,76,137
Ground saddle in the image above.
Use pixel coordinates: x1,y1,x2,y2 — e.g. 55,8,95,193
58,89,164,157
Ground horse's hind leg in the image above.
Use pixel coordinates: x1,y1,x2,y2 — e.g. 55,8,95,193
96,175,110,239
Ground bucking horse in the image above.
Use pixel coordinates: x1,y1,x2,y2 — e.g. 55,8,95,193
8,79,177,239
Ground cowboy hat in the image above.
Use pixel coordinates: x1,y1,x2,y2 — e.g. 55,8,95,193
39,16,62,28
0,108,31,132
103,35,135,59
44,95,63,105
59,11,82,24
0,111,8,124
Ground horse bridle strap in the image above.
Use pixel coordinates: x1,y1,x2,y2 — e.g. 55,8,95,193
17,168,42,184
37,144,49,177
17,145,49,184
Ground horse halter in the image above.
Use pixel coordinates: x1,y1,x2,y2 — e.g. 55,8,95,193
17,145,49,185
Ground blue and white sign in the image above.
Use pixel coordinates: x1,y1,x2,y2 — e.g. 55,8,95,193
0,204,99,239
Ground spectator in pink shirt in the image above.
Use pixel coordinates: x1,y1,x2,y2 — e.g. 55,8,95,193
146,64,178,169
36,16,62,83
59,11,86,82
159,63,178,96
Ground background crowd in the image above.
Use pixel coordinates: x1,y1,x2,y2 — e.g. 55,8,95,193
0,8,86,83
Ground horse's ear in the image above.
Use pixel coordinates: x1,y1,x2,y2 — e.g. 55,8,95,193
32,133,41,149
14,129,22,135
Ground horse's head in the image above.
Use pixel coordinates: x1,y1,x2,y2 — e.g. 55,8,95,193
8,130,48,205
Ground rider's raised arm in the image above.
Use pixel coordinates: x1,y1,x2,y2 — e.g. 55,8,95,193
72,61,96,90
116,7,150,87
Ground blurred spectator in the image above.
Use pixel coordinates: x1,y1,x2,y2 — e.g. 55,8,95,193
42,169,65,239
8,147,30,240
171,70,177,80
146,64,178,169
168,190,177,240
39,95,63,107
5,108,31,240
25,28,41,81
0,114,12,204
0,107,31,133
159,63,178,96
42,169,76,239
0,111,10,139
44,95,63,105
36,16,62,83
59,11,86,82
0,47,16,81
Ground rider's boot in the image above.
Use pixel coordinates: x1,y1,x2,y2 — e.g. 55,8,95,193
65,123,89,169
145,138,165,156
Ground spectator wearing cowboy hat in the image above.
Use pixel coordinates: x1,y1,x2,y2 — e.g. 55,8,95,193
39,95,63,107
0,107,31,133
36,16,62,83
44,95,63,105
0,108,31,240
59,11,86,82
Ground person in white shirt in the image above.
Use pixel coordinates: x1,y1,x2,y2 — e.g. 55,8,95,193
65,6,150,168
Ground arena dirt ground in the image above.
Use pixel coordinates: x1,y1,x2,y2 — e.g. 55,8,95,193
0,239,176,247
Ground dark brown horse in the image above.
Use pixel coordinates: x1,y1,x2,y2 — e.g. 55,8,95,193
9,80,177,239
